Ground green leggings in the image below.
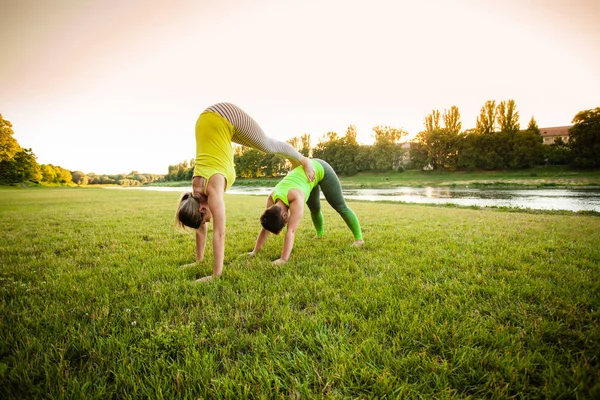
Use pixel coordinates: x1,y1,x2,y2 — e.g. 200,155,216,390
306,159,363,241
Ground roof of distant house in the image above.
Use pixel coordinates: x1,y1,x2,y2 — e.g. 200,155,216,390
539,126,572,137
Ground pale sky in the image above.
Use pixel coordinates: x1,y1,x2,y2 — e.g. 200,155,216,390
1,0,599,175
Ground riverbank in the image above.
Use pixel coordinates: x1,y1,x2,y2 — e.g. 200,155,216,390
151,166,600,189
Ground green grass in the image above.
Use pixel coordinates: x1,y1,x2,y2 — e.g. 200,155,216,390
1,188,599,399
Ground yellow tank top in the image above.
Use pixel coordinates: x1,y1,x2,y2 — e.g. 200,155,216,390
193,111,236,191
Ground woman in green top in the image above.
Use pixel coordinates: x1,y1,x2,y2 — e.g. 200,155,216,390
175,103,315,282
249,158,363,264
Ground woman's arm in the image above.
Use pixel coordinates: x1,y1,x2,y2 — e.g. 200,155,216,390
196,175,226,282
274,199,304,264
249,193,275,256
195,223,208,261
249,228,270,256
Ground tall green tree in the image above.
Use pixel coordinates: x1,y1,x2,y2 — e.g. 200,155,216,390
424,110,441,133
476,100,497,134
313,128,360,175
569,107,600,168
0,148,41,183
372,126,406,144
288,134,313,157
41,164,57,183
497,99,520,133
0,114,20,162
545,137,571,165
371,126,406,171
527,116,540,134
415,128,460,170
509,131,544,169
443,106,462,134
345,125,358,145
299,134,312,157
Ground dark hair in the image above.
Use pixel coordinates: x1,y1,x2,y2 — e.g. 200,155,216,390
175,192,204,229
260,205,286,234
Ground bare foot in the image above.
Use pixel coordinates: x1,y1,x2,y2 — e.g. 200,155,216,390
194,275,214,283
179,262,198,269
352,240,364,248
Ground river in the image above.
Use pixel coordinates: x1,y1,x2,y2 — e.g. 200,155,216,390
111,186,600,212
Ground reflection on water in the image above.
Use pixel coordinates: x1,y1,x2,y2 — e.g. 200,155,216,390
112,186,600,212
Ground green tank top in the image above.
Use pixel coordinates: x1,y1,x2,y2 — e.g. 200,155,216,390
272,160,324,205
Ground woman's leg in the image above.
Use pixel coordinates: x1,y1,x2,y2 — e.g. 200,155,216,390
306,185,325,237
207,103,305,162
314,159,363,241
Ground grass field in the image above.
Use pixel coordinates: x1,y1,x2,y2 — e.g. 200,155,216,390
1,187,599,399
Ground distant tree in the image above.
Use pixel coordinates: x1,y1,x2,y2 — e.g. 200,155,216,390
55,166,73,184
234,148,265,178
71,171,88,185
313,128,360,175
408,140,429,170
41,164,57,183
265,153,288,177
372,126,406,144
569,107,600,168
0,148,40,183
355,145,373,172
443,106,462,134
0,114,20,162
371,126,406,171
497,99,520,133
324,131,339,143
527,116,540,134
345,125,358,145
456,131,478,170
476,100,497,134
509,131,544,168
424,110,441,133
119,178,142,186
415,128,460,170
299,134,312,157
545,137,571,165
287,133,312,158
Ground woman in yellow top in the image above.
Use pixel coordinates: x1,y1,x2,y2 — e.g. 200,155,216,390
175,102,315,282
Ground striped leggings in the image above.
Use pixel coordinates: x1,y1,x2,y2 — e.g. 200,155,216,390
205,102,304,164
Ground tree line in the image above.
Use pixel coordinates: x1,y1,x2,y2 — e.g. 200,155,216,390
2,101,599,185
164,101,600,181
0,114,163,185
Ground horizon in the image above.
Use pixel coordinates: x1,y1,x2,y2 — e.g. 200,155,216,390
2,0,599,175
